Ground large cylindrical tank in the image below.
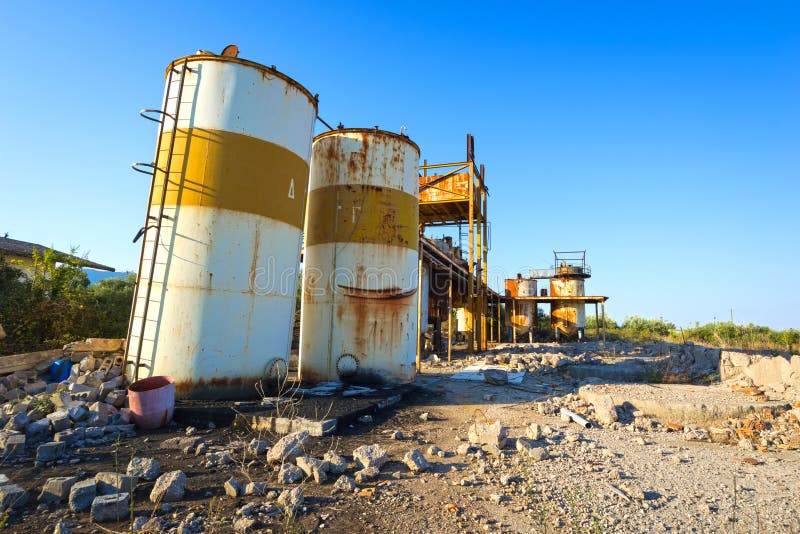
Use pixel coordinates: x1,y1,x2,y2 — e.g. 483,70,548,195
550,276,586,336
299,129,420,384
127,53,317,399
507,278,537,335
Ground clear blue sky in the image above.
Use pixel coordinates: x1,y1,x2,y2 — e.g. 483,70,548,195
1,1,797,329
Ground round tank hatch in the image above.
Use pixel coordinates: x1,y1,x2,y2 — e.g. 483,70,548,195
264,358,288,383
336,353,359,378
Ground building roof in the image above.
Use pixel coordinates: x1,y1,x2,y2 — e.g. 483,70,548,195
0,236,115,272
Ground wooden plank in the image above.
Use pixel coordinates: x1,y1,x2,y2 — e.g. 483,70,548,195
0,349,63,375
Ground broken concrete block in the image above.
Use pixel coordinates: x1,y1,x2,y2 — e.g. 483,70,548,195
26,417,52,443
266,431,310,464
5,412,29,431
105,390,127,408
149,470,186,503
127,457,160,481
36,441,66,462
39,476,79,504
516,438,549,461
591,394,619,426
402,449,431,473
95,472,137,495
334,475,356,493
0,430,25,456
85,338,124,352
224,477,241,497
354,467,379,484
0,483,27,510
323,451,348,474
90,492,129,522
47,409,72,433
353,444,389,470
683,428,710,442
160,436,204,451
277,486,303,515
526,423,542,441
87,401,114,426
68,479,96,512
248,438,269,456
296,456,330,480
244,481,268,496
468,421,508,449
278,463,304,484
67,404,88,422
55,427,85,445
98,377,122,400
205,450,233,467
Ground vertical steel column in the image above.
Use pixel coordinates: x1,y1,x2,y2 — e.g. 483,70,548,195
601,301,606,343
595,303,600,340
447,264,453,362
496,296,501,343
467,160,475,354
480,164,488,351
416,238,423,372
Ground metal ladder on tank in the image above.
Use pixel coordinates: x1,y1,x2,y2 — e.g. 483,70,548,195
125,58,192,382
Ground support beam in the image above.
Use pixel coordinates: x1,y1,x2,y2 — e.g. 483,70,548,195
467,161,475,354
447,264,453,363
416,239,423,372
595,302,600,340
601,302,606,343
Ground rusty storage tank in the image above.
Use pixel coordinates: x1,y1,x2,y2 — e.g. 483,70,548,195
505,275,537,338
299,128,420,384
126,50,317,399
550,254,591,340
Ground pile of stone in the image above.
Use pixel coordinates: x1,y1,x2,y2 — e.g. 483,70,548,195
681,406,800,451
0,338,132,464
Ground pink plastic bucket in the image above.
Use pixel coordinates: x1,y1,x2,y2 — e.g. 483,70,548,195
128,375,175,430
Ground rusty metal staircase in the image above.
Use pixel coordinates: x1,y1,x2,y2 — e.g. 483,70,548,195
125,58,191,382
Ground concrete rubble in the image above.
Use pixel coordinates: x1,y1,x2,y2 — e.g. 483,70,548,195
0,338,797,532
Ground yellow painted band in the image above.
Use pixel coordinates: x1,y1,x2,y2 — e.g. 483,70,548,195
305,184,418,249
151,128,308,229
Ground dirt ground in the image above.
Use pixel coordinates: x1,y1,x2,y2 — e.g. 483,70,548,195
6,347,800,533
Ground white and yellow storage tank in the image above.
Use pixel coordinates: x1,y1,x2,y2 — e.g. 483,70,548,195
299,128,420,384
127,51,317,399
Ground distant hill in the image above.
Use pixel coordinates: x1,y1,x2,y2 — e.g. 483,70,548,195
85,269,135,284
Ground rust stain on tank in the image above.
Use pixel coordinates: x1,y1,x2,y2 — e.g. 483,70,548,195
173,375,266,399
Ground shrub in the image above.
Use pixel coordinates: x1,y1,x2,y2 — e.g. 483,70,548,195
0,251,134,356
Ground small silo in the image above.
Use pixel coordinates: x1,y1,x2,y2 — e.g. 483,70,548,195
126,49,317,399
550,251,591,340
299,128,420,384
505,274,537,341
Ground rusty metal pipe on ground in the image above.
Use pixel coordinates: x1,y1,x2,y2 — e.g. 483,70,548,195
560,407,591,428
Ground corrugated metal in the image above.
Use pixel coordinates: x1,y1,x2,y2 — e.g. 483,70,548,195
127,54,316,399
299,129,420,384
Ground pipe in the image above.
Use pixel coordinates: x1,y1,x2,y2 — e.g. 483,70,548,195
560,407,591,429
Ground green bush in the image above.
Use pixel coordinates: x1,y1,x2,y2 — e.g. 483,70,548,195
0,250,134,356
621,315,675,337
585,315,618,330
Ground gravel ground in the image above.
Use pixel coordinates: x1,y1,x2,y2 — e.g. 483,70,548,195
5,345,799,533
